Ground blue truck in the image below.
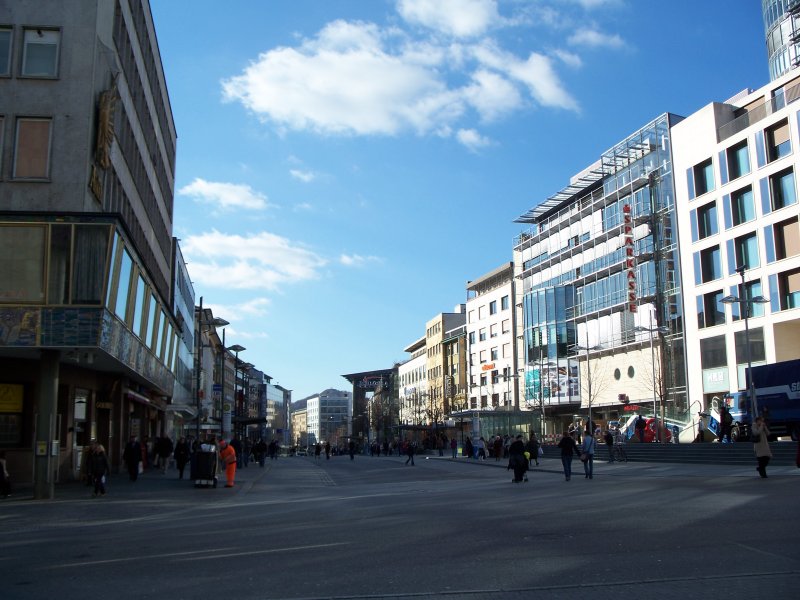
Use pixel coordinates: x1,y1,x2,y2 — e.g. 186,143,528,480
723,359,800,441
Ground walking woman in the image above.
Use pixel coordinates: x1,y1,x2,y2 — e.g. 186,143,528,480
752,416,772,478
557,430,580,481
581,430,596,479
88,443,110,497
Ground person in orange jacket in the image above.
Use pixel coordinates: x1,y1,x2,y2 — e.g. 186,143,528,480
219,439,237,487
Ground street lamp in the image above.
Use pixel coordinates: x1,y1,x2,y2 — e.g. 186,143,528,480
721,265,769,421
570,343,601,435
634,314,669,442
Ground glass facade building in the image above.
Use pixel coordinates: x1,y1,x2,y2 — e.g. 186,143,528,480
764,0,800,81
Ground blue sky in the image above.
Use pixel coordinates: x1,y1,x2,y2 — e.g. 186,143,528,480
150,0,766,400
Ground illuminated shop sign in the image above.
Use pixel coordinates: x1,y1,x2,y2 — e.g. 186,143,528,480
623,204,637,313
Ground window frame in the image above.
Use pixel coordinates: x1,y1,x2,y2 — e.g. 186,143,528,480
693,158,715,197
21,27,61,78
731,186,755,227
726,140,750,180
770,168,797,210
0,26,11,76
13,116,52,179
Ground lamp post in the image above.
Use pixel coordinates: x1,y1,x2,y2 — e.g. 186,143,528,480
721,265,769,421
634,313,669,443
570,342,601,435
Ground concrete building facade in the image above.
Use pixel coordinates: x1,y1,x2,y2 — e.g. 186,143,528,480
0,0,184,495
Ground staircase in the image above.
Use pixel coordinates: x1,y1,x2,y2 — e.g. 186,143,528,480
598,441,799,466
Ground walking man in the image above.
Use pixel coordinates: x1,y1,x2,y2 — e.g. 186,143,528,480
405,440,416,466
122,435,142,481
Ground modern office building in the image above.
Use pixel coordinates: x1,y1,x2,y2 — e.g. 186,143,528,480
763,0,800,81
513,114,688,440
673,68,800,428
0,0,184,495
306,389,352,447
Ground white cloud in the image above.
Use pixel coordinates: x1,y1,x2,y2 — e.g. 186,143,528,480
568,28,624,49
182,230,327,290
205,298,271,321
178,178,272,210
339,253,382,267
456,128,492,152
463,69,522,122
290,169,317,182
397,0,501,38
552,48,583,68
293,202,313,212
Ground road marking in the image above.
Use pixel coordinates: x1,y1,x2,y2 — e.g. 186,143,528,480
44,547,241,569
173,542,349,561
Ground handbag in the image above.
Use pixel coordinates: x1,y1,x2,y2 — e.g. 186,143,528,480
580,452,589,462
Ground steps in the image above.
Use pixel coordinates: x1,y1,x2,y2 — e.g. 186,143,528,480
546,441,799,466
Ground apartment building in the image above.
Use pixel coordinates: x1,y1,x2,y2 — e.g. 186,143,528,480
0,0,184,494
425,306,466,425
673,69,800,419
398,336,427,426
466,263,518,410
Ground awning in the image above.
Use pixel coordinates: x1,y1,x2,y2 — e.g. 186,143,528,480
125,389,152,405
166,404,198,419
232,416,268,425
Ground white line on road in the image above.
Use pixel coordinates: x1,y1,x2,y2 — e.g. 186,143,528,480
173,542,349,561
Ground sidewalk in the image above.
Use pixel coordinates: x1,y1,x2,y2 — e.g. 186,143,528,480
4,460,274,503
423,453,800,478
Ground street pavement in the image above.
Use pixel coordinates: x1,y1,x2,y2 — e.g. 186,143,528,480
1,453,798,600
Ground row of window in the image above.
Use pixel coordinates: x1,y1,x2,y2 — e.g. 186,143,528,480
0,26,60,78
691,169,797,243
689,116,796,200
469,295,511,322
692,215,800,284
469,319,512,344
700,328,765,371
0,116,52,179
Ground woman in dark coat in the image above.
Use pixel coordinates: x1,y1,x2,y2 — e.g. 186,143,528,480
507,435,528,483
173,437,191,479
557,430,580,481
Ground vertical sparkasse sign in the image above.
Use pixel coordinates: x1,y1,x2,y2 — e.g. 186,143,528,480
623,204,637,312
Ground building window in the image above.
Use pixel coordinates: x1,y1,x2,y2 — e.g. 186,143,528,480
132,275,146,335
766,119,791,162
503,343,511,358
113,249,133,319
479,328,486,341
479,350,487,363
468,331,475,345
778,267,800,309
733,232,760,271
699,335,726,370
730,186,755,227
693,158,715,196
732,279,765,320
72,225,111,304
478,305,486,319
770,168,797,210
697,245,722,283
696,201,718,240
734,327,765,365
0,27,11,76
489,323,498,338
774,216,800,260
21,28,60,77
501,295,509,310
697,290,725,328
13,117,52,179
491,347,498,361
726,140,750,179
489,300,497,315
501,319,510,334
0,224,46,302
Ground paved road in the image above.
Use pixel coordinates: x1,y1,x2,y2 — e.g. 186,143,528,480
1,454,798,599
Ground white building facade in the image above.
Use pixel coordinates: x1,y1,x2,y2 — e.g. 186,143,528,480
306,389,352,446
673,69,800,428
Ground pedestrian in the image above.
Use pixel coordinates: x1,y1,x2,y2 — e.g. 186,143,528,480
230,435,243,468
720,406,733,443
254,438,267,467
88,443,110,497
581,429,596,479
507,434,528,483
476,436,487,460
122,435,142,481
526,433,540,467
464,437,473,459
0,451,12,498
219,439,237,487
314,442,321,460
174,436,190,479
325,442,331,460
493,435,503,461
80,440,97,486
697,413,706,443
557,430,580,481
405,440,416,466
752,416,772,478
635,414,646,443
349,439,356,460
604,429,615,463
450,437,458,459
243,438,252,467
156,435,173,473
